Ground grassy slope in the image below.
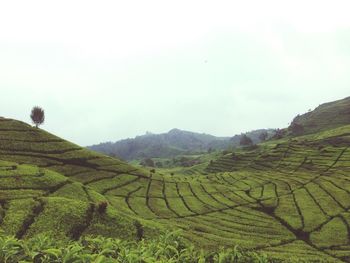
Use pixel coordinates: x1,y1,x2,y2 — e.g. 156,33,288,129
292,96,350,134
0,118,159,242
205,124,350,261
1,116,350,261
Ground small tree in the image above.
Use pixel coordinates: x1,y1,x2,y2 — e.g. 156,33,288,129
272,129,284,139
30,106,45,128
259,131,268,141
140,158,155,167
240,134,253,146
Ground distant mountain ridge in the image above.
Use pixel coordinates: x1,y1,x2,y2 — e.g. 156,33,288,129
88,128,273,160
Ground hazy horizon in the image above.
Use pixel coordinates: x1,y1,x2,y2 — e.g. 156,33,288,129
1,1,350,146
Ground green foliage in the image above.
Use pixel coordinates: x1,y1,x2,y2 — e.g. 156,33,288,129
1,199,38,236
239,134,253,146
30,106,45,128
1,112,350,262
291,96,350,134
259,131,268,141
88,128,274,161
271,128,286,139
140,158,155,167
0,231,275,263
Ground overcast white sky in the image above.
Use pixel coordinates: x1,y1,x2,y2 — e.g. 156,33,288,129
0,0,349,146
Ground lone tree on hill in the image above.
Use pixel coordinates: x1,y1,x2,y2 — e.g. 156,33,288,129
240,134,253,146
30,106,45,128
259,131,268,141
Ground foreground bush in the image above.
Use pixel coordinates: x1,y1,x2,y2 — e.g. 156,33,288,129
0,230,274,262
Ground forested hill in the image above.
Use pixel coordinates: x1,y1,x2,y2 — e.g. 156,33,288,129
88,128,273,160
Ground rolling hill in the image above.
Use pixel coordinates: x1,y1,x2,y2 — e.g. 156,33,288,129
0,117,158,242
88,128,273,161
291,96,350,135
0,96,350,262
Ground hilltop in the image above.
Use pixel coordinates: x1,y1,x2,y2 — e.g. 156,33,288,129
290,96,350,135
88,128,273,161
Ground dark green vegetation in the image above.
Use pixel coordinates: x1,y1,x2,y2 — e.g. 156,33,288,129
0,117,156,243
0,97,350,262
30,106,45,128
0,231,277,262
205,124,350,260
290,96,350,135
88,128,273,161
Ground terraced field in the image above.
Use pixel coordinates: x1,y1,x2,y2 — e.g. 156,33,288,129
1,117,350,262
108,131,350,261
0,118,156,242
292,96,350,135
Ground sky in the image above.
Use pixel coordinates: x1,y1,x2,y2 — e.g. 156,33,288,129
0,0,349,146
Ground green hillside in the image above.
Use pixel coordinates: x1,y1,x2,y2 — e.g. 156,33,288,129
88,128,230,160
1,103,350,262
291,96,350,134
205,125,350,260
0,118,157,242
88,128,273,161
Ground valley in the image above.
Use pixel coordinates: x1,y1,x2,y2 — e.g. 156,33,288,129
0,97,349,262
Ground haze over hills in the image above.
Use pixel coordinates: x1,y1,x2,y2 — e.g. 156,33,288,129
3,0,350,260
0,96,350,261
88,128,274,161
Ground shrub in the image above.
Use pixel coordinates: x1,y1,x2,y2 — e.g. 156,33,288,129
272,129,285,139
140,158,155,167
134,220,144,241
155,161,163,168
259,131,268,141
0,231,275,262
239,134,253,146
